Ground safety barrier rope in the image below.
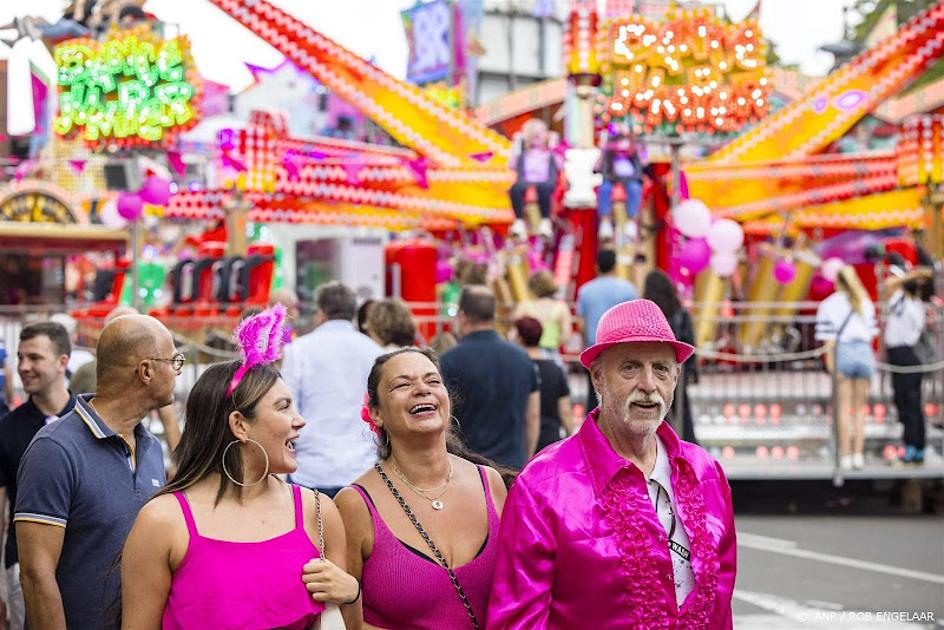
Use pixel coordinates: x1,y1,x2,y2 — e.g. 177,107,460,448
692,346,829,362
874,359,944,374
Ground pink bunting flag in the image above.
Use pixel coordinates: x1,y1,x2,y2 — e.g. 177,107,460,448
406,157,429,189
679,170,689,200
68,159,87,175
283,153,301,181
167,151,187,176
221,152,247,173
469,151,494,163
343,163,365,184
13,160,36,182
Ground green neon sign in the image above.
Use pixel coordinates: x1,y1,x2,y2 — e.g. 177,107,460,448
53,33,201,147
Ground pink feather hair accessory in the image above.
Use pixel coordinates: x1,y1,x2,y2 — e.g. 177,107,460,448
227,304,287,397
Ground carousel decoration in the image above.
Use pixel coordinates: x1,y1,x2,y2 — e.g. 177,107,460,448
161,0,515,232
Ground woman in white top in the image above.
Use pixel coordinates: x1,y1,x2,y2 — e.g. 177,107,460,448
883,267,934,464
816,265,877,470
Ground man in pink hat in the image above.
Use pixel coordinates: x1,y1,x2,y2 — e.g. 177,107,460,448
488,299,736,629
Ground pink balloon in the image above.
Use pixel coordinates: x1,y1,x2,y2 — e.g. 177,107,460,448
672,199,711,238
773,259,797,284
116,192,143,221
435,260,453,284
706,219,744,254
678,238,711,273
822,257,845,282
810,274,834,297
710,252,738,277
139,176,173,206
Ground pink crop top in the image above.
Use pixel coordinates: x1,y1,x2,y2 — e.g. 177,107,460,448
162,484,325,629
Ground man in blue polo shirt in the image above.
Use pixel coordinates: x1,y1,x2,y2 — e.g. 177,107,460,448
15,315,179,630
441,285,540,469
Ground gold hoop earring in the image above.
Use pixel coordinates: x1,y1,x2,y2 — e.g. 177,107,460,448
222,438,269,487
450,415,461,430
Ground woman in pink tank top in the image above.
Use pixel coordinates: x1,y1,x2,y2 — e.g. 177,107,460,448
333,348,509,629
121,358,360,629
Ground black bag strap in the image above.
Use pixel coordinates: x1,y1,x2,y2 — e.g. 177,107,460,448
836,308,855,343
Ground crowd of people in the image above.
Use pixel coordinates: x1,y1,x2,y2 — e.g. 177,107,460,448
0,266,739,629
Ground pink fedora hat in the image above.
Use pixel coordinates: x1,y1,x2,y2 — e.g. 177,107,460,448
579,299,695,369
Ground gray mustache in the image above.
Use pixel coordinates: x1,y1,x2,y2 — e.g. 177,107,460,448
626,392,666,407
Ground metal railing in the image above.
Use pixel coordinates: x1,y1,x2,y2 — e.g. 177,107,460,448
685,300,943,476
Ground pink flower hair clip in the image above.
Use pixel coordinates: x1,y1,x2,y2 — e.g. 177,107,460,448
360,392,380,435
227,303,287,397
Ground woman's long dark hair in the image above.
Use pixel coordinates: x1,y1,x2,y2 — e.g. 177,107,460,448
160,360,280,505
366,347,517,487
644,269,681,319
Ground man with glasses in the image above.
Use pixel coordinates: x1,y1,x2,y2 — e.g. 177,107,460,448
15,315,178,630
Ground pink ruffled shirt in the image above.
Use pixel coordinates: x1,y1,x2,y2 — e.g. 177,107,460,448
488,410,736,629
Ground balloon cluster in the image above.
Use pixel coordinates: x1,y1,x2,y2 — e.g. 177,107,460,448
116,176,175,222
672,199,744,278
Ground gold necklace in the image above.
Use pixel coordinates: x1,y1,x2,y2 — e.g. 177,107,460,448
389,457,454,510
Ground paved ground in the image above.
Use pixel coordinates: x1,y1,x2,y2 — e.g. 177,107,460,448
734,510,944,628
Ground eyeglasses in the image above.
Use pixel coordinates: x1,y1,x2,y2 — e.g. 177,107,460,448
147,353,186,372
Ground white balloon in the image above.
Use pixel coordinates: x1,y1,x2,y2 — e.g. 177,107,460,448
98,198,128,229
706,218,745,253
672,199,711,238
710,252,738,277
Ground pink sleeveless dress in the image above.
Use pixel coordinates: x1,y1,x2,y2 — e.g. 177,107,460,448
351,465,499,629
162,484,326,630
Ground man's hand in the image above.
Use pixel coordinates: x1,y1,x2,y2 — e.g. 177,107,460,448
301,558,359,604
0,598,8,630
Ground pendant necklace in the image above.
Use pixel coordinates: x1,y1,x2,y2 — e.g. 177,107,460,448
390,457,454,510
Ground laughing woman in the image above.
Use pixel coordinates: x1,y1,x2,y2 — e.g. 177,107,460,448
333,348,507,629
121,357,358,629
